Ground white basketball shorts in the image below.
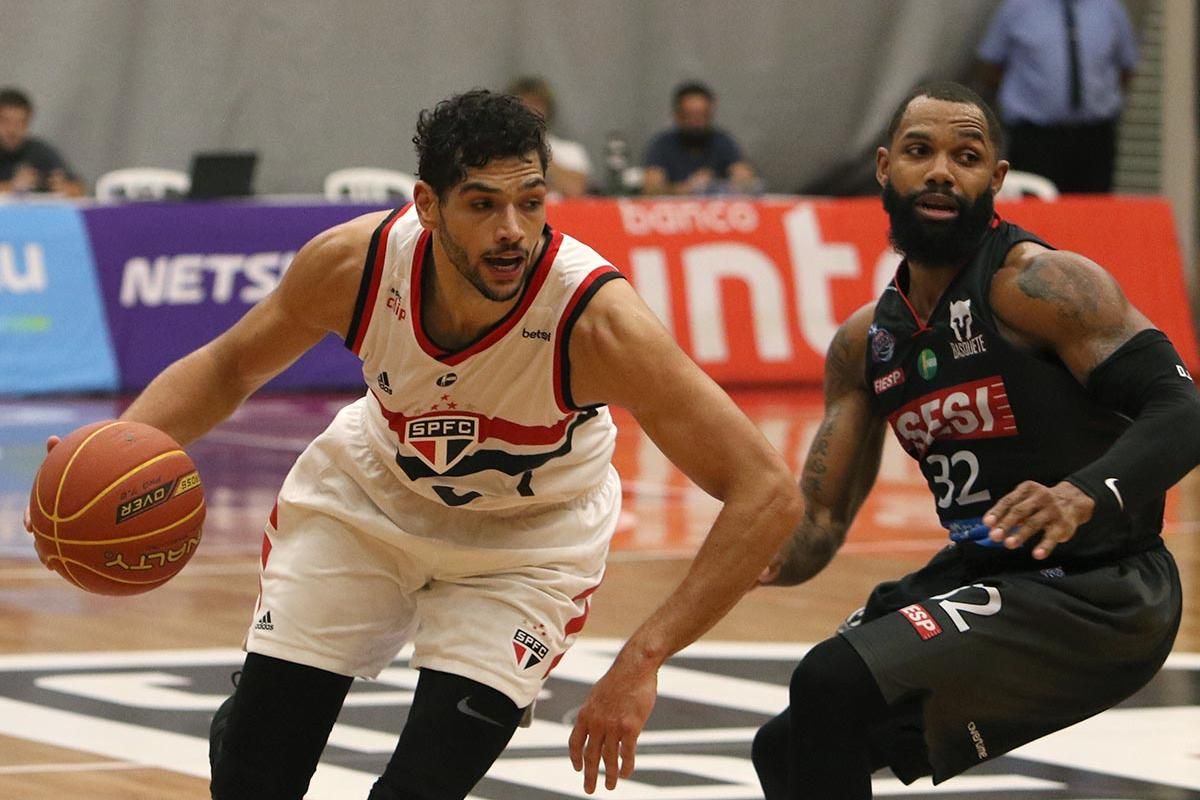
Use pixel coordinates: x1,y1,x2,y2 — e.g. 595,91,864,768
243,398,620,707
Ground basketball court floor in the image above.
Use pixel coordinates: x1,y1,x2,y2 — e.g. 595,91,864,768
0,389,1196,799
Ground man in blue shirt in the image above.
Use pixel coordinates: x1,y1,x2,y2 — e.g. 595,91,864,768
641,81,759,195
976,0,1138,193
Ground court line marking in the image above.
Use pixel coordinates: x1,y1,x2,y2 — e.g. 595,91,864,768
0,642,1194,797
0,760,147,775
0,641,1195,670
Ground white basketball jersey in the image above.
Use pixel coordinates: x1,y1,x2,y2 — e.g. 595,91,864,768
344,206,623,510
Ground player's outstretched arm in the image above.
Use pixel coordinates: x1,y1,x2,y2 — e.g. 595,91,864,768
119,213,382,445
564,279,804,793
985,245,1200,557
760,304,887,586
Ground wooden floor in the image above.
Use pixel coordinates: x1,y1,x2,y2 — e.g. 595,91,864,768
1,390,1197,799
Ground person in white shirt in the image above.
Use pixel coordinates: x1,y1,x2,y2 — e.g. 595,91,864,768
508,75,593,197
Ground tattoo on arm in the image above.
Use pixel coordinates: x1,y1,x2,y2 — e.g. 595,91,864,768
822,324,858,395
1016,257,1099,324
801,408,838,500
773,317,877,586
1013,254,1136,367
804,323,858,500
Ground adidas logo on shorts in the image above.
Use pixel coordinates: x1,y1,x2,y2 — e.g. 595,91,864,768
254,611,274,631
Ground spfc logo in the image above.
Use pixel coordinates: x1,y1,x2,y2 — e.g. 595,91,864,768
513,628,550,670
404,415,479,473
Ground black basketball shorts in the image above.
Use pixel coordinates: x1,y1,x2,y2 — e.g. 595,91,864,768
838,542,1181,783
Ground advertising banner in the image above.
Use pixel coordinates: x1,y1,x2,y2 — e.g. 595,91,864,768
0,202,117,395
84,201,387,391
549,196,1198,385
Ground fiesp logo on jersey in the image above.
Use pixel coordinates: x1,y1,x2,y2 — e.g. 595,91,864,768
888,376,1018,458
899,603,942,640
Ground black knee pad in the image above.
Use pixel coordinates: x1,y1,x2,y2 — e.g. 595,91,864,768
790,636,886,732
752,709,789,766
751,709,791,800
372,669,524,800
210,653,353,800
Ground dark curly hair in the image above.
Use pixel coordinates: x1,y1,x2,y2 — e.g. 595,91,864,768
413,89,549,198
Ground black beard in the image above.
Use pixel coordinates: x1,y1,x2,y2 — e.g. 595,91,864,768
881,182,994,268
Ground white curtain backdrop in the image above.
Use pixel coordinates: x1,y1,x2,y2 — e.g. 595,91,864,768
1,0,1003,196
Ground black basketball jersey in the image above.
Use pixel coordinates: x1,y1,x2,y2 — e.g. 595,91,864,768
865,218,1164,563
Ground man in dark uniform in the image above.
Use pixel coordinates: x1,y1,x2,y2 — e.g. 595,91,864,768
750,81,1200,798
0,87,83,197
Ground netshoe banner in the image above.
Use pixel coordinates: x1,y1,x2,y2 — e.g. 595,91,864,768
85,202,385,391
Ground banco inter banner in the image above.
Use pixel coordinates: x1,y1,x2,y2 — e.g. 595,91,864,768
550,196,1199,386
0,203,117,394
84,202,384,391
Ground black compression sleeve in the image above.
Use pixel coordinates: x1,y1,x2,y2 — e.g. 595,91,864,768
1065,329,1200,521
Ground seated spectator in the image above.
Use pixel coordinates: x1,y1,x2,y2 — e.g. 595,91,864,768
507,75,592,197
0,87,83,197
641,81,759,195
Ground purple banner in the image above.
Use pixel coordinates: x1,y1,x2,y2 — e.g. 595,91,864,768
85,201,388,391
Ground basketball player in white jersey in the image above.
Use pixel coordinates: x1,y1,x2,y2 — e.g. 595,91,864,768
33,90,802,798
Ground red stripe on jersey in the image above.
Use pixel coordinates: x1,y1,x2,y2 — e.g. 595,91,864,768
891,271,931,334
410,229,448,358
541,652,565,677
370,388,576,447
262,502,277,569
411,229,564,364
349,209,406,355
564,584,598,635
553,265,621,413
544,584,601,678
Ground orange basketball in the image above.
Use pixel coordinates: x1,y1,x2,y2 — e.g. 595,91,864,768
28,420,206,596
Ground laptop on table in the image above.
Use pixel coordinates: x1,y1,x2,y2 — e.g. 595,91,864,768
187,151,258,199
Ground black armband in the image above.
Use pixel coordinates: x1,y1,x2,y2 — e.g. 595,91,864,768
1065,329,1200,521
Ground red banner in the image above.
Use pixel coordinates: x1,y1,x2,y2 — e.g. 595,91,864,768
550,196,1198,385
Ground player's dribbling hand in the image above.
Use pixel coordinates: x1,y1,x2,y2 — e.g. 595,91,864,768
568,658,657,793
23,436,61,536
983,480,1095,560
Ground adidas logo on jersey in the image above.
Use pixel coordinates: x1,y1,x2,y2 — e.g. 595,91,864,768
254,611,274,631
377,371,392,394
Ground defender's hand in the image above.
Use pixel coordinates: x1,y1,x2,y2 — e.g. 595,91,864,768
983,480,1095,559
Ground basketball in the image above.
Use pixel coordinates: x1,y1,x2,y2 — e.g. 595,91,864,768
27,420,206,596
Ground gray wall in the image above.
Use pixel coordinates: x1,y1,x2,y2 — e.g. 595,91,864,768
2,0,1001,196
